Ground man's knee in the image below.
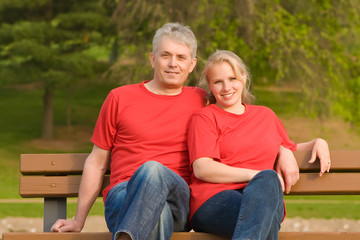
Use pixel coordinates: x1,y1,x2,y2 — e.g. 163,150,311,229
133,161,173,185
138,161,168,176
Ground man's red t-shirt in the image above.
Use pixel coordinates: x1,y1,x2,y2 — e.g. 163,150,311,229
91,81,206,201
187,104,297,219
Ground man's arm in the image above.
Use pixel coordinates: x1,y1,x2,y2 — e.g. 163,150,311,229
275,146,299,194
51,145,110,232
296,138,331,176
276,138,331,194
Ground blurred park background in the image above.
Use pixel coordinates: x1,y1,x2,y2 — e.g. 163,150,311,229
1,0,360,223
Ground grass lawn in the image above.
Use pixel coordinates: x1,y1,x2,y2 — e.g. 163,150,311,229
0,200,105,218
0,83,116,199
284,195,360,219
1,84,360,219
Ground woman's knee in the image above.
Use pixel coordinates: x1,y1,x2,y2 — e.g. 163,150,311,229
248,170,283,196
255,170,279,185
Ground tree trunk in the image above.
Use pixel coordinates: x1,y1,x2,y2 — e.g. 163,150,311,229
66,88,72,127
42,86,54,139
242,0,255,45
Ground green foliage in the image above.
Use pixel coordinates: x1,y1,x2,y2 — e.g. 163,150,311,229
1,0,360,130
106,0,360,128
0,0,115,138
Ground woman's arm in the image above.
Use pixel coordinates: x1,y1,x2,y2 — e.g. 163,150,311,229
192,157,260,183
193,157,285,191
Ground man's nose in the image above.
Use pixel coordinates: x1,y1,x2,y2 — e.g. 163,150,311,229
168,56,177,67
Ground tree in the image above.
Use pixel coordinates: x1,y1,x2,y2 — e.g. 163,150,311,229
106,0,360,128
0,0,114,139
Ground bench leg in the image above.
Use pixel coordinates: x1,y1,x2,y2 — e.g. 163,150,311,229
43,198,67,232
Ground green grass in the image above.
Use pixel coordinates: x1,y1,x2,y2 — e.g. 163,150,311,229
0,83,117,199
0,200,105,218
284,195,360,219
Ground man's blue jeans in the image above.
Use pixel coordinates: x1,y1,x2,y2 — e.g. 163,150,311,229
191,170,284,240
104,161,190,240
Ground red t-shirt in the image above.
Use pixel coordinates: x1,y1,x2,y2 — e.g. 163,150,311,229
91,81,206,201
188,104,297,219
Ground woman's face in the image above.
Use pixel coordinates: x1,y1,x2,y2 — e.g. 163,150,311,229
207,62,245,113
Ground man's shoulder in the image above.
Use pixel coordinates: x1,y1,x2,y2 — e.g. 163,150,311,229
183,86,207,96
110,83,142,94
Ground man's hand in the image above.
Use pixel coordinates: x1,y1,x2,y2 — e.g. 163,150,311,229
276,172,285,193
51,218,83,232
275,146,299,194
308,138,331,176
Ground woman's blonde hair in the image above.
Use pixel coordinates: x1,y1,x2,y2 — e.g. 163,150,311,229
199,50,254,104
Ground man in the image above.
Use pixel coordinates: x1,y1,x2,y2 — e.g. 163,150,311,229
51,22,203,240
51,22,319,240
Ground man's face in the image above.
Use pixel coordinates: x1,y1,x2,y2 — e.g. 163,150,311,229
150,37,197,90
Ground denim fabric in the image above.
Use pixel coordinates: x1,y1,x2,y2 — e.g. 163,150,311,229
104,161,190,240
191,170,284,240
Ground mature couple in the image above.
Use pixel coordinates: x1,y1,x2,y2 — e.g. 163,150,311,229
51,23,331,240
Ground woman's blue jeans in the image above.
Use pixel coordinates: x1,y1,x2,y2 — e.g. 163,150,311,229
191,170,284,240
104,161,190,240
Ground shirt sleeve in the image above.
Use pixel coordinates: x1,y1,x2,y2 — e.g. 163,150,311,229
274,114,297,151
91,91,119,150
187,112,221,166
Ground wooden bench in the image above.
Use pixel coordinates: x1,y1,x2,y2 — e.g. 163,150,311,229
3,150,360,240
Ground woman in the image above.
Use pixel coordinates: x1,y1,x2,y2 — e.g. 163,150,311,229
187,50,331,239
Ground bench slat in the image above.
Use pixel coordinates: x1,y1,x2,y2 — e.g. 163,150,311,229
20,151,360,175
21,153,90,175
4,232,360,240
20,176,110,198
20,172,360,197
295,150,360,172
2,232,112,240
290,172,360,195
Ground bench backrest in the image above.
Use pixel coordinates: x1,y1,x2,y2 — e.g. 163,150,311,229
19,151,360,198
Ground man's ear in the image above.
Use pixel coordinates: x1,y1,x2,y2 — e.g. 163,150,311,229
189,57,197,73
149,52,155,68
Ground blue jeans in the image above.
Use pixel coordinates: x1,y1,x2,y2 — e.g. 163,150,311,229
104,161,190,240
191,170,284,240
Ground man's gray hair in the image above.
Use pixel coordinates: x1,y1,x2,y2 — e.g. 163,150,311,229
152,22,197,59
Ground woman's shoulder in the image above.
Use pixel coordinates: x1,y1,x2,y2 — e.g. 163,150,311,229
191,105,218,122
247,104,276,115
